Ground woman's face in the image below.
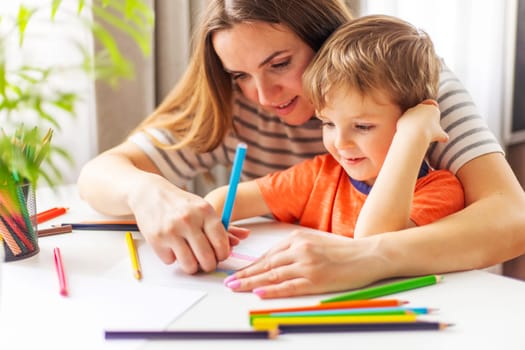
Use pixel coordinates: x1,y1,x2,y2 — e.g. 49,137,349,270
212,21,316,125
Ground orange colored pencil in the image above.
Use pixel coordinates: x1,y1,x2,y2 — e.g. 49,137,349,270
36,207,68,224
249,299,407,316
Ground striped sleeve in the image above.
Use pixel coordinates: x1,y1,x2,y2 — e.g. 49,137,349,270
428,62,504,174
130,92,328,187
229,94,326,180
129,128,229,188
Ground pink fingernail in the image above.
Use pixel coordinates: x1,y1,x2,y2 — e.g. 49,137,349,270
253,288,265,297
226,280,241,289
223,274,237,285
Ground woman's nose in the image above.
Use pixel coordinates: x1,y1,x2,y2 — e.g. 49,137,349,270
255,77,280,106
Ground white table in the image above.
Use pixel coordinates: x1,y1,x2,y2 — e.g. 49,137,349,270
1,185,524,350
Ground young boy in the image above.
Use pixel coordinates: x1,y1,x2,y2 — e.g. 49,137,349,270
205,15,464,238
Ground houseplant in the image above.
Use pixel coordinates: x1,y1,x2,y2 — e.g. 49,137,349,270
0,0,154,260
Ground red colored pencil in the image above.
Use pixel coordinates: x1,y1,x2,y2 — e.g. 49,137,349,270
249,299,407,316
36,207,68,224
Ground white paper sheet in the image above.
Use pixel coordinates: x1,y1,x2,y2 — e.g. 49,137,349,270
103,219,327,292
0,264,205,350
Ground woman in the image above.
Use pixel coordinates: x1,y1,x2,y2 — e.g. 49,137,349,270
78,0,525,298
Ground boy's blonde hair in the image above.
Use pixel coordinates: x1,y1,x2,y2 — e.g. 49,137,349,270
304,15,441,113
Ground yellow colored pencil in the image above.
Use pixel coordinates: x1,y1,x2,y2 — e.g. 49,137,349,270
125,231,142,280
252,314,417,330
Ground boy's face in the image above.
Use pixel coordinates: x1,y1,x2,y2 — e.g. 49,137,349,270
318,88,402,186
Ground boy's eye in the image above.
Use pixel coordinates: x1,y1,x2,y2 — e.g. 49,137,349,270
355,124,374,131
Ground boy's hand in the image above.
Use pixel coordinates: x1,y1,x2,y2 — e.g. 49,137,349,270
396,99,448,144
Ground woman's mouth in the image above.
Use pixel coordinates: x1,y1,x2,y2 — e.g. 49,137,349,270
272,96,298,115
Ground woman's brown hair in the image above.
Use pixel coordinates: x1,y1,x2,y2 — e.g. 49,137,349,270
135,0,352,152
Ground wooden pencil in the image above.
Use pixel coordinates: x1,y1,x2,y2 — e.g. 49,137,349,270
105,329,279,340
249,299,406,316
321,275,443,303
252,314,418,330
38,225,73,237
278,321,453,333
250,307,434,325
36,207,68,224
58,223,139,231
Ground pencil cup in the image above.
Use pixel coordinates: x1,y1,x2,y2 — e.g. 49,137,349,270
0,183,39,262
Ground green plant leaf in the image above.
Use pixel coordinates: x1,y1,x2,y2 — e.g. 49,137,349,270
51,0,62,21
2,0,154,189
0,53,6,99
92,4,152,56
17,5,35,47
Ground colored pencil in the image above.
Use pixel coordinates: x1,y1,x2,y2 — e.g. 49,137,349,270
37,225,73,237
265,307,434,317
125,231,142,280
76,220,137,225
53,247,68,297
36,207,68,224
320,275,443,304
249,299,406,316
251,314,418,330
0,217,22,255
250,307,433,324
104,329,279,340
221,143,247,228
230,251,257,261
58,223,139,231
0,210,34,251
278,321,453,333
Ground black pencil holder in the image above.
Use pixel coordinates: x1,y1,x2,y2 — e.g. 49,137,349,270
0,183,39,262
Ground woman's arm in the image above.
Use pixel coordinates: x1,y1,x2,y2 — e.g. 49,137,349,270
77,141,245,273
225,152,525,298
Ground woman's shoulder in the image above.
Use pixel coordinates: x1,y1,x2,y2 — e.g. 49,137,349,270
431,61,503,173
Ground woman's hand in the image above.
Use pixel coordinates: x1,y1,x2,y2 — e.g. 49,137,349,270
128,175,249,274
224,229,390,298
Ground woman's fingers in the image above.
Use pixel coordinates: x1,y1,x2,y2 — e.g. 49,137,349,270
228,226,251,240
224,229,384,299
136,188,235,273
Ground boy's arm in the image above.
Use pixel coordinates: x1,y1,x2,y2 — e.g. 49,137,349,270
204,180,271,223
354,101,447,238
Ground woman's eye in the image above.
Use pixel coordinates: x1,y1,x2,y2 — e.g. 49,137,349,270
232,73,247,81
271,60,290,70
321,121,335,128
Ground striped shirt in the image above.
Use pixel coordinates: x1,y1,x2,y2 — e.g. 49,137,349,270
130,63,503,189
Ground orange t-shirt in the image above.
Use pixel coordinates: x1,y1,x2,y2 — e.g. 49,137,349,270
256,154,464,237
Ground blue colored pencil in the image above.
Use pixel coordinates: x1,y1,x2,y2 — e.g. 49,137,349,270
221,143,247,228
260,306,434,317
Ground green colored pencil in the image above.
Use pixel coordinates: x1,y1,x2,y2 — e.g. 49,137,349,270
320,275,442,304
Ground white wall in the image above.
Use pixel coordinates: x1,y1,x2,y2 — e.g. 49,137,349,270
362,0,516,145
